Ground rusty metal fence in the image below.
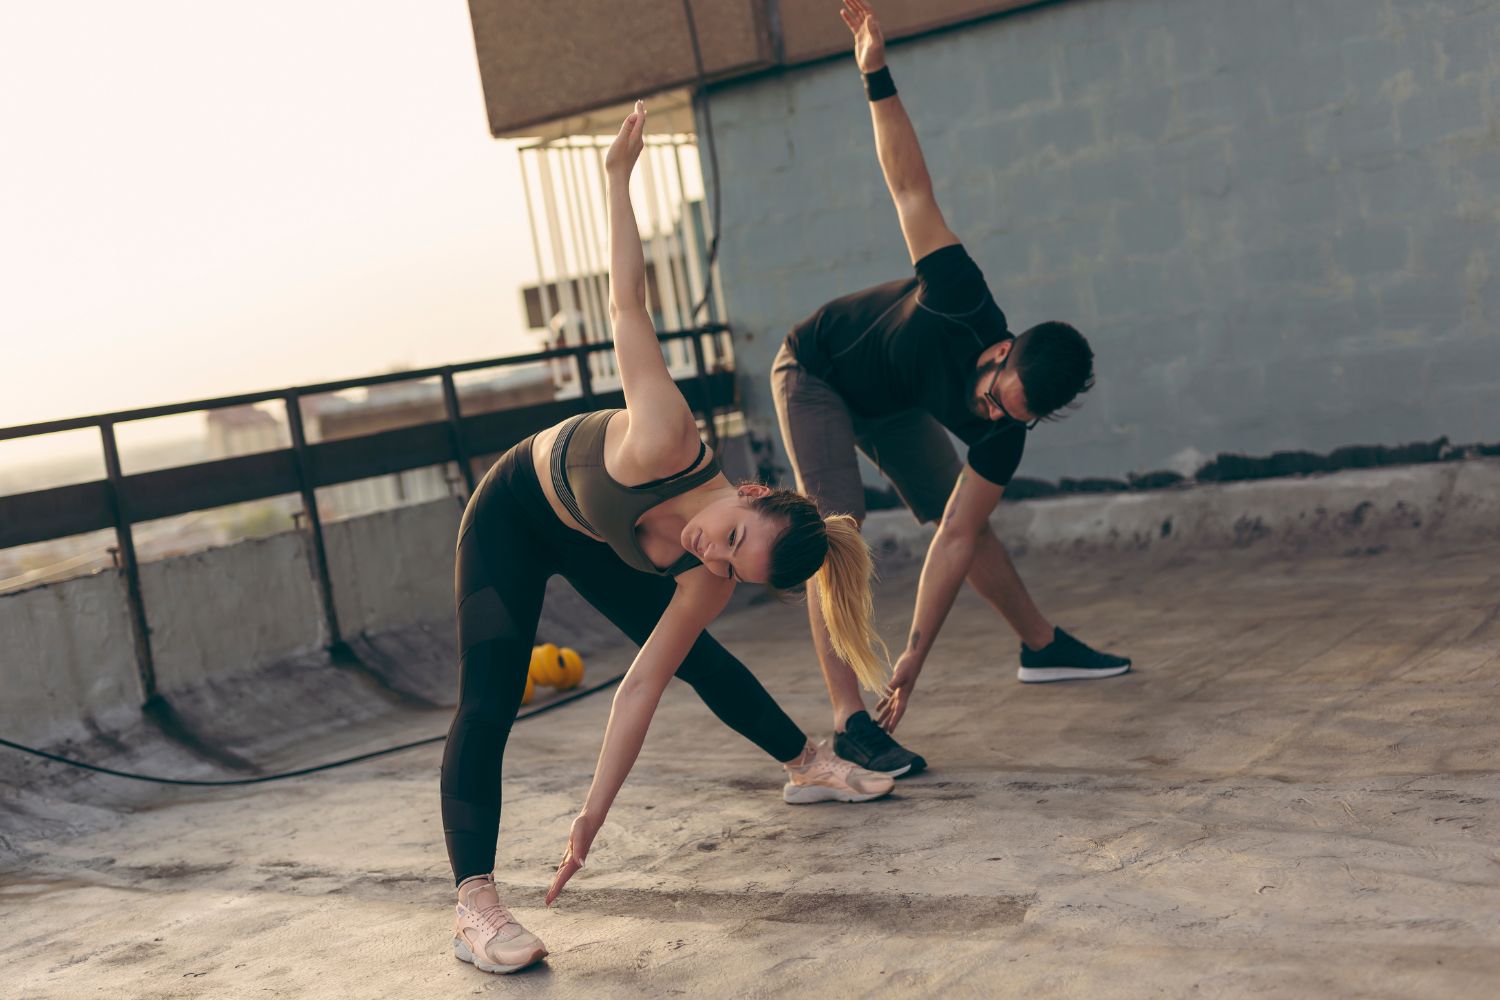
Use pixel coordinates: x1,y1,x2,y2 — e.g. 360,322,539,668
0,326,736,708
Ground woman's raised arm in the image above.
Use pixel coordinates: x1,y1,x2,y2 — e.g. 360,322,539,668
603,102,700,462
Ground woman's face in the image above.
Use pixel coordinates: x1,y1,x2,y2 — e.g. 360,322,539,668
680,487,782,584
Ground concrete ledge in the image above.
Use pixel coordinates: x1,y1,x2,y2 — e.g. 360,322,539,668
5,457,1494,778
2,571,141,749
863,457,1500,564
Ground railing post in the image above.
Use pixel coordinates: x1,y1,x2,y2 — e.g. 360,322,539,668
99,420,159,706
576,344,596,405
690,330,719,453
440,369,476,496
283,391,344,649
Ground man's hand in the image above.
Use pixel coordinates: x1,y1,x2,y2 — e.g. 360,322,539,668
545,811,601,906
839,0,886,73
604,100,646,177
875,650,923,733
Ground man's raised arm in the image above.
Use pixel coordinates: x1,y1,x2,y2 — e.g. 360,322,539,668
841,0,960,264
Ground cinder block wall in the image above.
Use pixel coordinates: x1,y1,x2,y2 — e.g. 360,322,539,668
707,0,1500,482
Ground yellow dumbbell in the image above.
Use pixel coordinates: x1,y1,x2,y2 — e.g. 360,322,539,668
557,647,585,690
529,643,568,687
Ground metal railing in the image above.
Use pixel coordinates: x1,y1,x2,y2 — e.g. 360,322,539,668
0,326,736,707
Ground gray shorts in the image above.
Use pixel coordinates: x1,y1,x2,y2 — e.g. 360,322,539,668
770,342,962,525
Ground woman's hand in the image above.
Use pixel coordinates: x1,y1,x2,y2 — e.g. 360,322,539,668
545,811,601,906
875,649,922,733
839,0,886,73
604,100,647,177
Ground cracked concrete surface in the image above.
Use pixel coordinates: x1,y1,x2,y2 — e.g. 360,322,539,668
2,542,1498,998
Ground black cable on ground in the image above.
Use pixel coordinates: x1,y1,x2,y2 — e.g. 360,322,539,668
0,670,625,788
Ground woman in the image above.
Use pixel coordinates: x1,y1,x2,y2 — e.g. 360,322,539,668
441,101,893,976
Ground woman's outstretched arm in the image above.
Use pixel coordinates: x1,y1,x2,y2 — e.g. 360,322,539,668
545,573,733,904
603,101,700,464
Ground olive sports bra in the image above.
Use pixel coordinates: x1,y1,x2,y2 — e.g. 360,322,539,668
550,409,720,577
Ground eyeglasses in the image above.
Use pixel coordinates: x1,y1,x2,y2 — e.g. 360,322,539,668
984,358,1040,430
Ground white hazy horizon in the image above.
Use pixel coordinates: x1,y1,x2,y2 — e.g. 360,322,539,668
1,1,542,466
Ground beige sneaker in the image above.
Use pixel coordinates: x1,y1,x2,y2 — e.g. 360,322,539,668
782,740,895,804
452,874,547,974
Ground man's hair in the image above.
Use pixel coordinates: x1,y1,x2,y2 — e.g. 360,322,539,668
1010,321,1095,419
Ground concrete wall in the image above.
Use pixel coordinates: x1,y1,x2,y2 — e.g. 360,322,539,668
138,532,327,694
868,456,1500,562
3,453,1496,752
707,0,1500,484
1,572,141,747
0,497,634,750
325,498,463,637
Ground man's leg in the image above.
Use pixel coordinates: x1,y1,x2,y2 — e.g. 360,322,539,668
967,523,1131,682
965,526,1053,650
769,344,873,732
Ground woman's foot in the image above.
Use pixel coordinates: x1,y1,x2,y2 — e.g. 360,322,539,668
782,740,894,804
453,874,548,974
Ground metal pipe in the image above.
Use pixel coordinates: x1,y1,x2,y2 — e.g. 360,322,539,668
518,150,562,386
557,143,607,386
537,146,587,386
440,369,476,495
99,420,159,705
564,142,611,378
650,141,696,368
0,331,723,442
283,392,343,649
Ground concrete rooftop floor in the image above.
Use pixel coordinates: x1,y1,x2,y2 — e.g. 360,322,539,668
3,542,1498,999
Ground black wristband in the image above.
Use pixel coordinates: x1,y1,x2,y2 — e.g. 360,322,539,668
862,65,896,102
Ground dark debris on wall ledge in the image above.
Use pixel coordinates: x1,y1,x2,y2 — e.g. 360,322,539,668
861,438,1500,509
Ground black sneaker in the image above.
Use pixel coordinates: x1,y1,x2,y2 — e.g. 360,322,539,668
1018,627,1132,683
833,711,927,778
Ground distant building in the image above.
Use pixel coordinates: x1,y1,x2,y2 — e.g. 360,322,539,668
206,404,285,458
307,365,556,520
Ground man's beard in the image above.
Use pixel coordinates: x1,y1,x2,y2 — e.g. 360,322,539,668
966,360,1001,419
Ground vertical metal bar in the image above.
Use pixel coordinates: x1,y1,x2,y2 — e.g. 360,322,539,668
673,139,712,345
559,144,608,382
650,142,695,351
565,143,611,362
520,149,565,389
99,420,158,705
690,333,719,453
440,369,475,495
283,392,343,648
689,90,731,329
639,145,685,346
591,142,621,385
539,145,591,390
575,344,596,405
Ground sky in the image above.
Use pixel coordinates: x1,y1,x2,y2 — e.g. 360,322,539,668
0,1,541,463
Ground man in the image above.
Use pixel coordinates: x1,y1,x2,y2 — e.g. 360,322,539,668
771,0,1131,777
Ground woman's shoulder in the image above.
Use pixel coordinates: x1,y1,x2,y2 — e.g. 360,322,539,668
611,410,709,485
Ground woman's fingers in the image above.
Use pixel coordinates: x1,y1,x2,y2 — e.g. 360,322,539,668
545,854,582,906
620,100,646,136
840,7,857,32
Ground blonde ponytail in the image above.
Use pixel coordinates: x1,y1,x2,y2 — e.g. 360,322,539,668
815,514,890,693
752,488,890,692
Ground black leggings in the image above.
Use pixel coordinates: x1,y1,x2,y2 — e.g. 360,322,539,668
440,436,808,884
